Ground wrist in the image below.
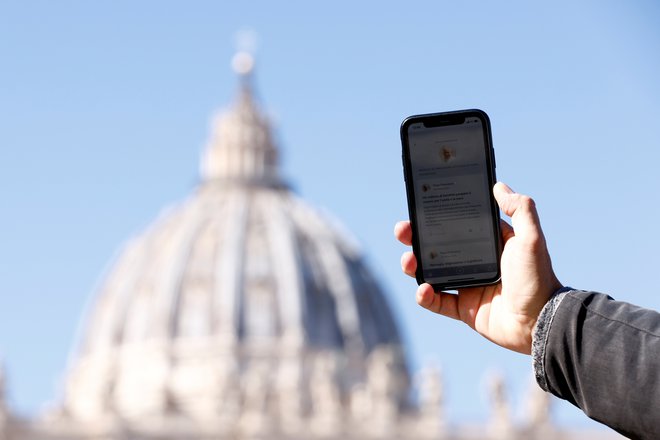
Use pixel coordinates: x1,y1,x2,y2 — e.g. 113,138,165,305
531,286,573,390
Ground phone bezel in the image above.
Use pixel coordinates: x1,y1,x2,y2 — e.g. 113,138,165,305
400,109,502,291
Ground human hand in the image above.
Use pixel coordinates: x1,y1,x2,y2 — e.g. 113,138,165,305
394,182,562,354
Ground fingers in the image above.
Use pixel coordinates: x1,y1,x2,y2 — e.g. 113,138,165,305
395,221,416,278
396,221,417,278
400,251,417,277
493,182,542,240
416,284,461,321
394,221,412,246
500,219,514,243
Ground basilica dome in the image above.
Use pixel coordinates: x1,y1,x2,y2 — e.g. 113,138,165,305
57,55,410,438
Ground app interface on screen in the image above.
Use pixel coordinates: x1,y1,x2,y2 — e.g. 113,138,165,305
408,117,498,284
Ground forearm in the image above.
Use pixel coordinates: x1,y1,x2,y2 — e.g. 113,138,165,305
533,289,660,439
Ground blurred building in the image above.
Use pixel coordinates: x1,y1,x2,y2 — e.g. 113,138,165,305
0,53,621,440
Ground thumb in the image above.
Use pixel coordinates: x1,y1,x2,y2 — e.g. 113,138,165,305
493,182,542,238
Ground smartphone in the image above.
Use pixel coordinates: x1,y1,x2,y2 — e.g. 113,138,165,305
400,109,501,290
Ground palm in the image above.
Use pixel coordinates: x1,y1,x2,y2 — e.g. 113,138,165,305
444,224,557,353
396,183,561,355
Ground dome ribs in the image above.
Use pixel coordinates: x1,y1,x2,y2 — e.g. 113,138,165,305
289,197,365,357
261,191,306,350
241,190,280,345
212,189,249,345
173,208,220,339
150,197,205,342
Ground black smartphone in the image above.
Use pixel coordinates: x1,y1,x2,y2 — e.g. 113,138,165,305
400,109,501,290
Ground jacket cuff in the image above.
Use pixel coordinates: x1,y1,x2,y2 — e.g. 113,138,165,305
532,286,573,391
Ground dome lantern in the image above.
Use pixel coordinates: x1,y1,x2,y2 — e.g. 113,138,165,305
201,51,281,186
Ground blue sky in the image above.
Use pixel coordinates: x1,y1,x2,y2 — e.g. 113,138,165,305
1,0,660,431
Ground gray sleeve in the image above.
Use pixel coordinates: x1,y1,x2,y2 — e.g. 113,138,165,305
531,286,571,391
532,289,660,439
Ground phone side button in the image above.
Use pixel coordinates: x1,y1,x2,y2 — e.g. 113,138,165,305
492,149,496,168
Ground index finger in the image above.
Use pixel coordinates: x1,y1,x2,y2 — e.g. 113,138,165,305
394,221,413,246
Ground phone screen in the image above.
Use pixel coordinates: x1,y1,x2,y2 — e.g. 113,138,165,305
402,110,500,288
